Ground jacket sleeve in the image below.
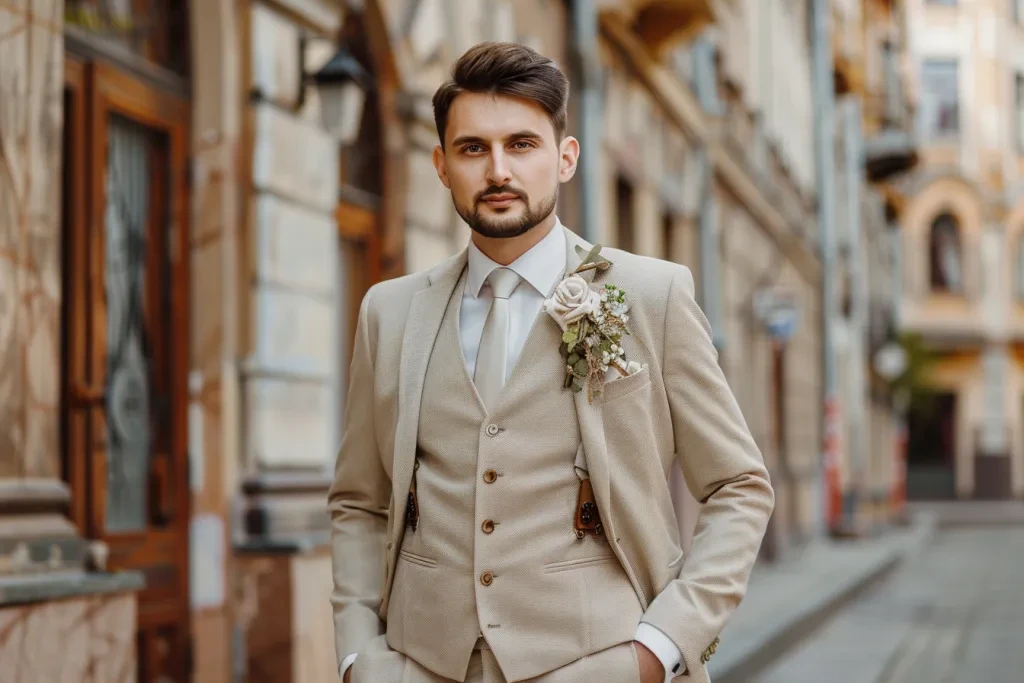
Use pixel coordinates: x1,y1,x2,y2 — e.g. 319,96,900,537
640,267,775,674
327,288,391,668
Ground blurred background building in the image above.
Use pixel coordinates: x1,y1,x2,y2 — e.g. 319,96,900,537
893,0,1024,503
0,0,1016,682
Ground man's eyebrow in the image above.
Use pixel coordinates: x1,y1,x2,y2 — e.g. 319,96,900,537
450,130,544,147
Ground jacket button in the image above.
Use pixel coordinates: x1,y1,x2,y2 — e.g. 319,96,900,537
485,424,500,436
480,571,494,586
482,520,495,534
483,470,498,484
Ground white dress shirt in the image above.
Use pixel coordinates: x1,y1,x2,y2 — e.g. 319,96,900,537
460,219,567,382
341,218,682,682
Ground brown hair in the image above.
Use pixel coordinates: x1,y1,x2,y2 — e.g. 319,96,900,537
433,42,570,148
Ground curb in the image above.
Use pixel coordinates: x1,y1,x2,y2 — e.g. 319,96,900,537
709,514,937,683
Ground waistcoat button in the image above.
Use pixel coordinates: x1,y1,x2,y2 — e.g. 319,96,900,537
482,519,495,534
480,571,494,586
483,470,498,484
485,424,500,437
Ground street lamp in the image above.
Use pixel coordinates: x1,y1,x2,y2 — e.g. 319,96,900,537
312,47,371,144
297,41,372,145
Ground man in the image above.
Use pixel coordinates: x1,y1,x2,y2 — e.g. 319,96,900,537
329,42,773,683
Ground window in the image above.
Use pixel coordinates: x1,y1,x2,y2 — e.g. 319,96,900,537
929,213,963,293
1014,0,1024,23
920,60,960,138
1017,236,1024,299
663,211,676,263
616,175,635,253
65,0,190,75
1016,74,1024,152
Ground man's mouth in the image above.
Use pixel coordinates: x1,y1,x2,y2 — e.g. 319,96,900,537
481,193,520,208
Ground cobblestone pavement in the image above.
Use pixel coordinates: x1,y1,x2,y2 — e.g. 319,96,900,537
749,527,1024,683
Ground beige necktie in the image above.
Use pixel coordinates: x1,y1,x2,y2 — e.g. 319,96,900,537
474,267,522,411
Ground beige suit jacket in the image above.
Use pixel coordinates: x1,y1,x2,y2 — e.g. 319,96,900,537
328,226,774,682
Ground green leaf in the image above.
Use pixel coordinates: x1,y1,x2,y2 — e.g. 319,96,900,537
573,359,590,377
567,353,581,366
574,244,603,269
571,377,585,393
562,330,578,344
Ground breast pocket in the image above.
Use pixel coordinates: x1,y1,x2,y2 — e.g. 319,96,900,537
599,365,651,404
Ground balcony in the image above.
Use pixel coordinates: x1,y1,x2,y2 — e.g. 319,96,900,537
599,0,718,54
863,42,919,182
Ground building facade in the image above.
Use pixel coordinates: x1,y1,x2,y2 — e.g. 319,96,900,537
828,0,920,530
898,0,1024,500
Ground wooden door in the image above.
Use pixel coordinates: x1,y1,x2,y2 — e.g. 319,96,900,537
62,58,191,683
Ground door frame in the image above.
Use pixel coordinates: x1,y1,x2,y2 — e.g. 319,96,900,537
61,50,192,679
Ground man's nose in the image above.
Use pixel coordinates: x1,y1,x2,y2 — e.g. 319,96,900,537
485,150,512,186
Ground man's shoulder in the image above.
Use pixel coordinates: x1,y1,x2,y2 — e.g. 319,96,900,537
362,251,462,318
600,248,694,297
365,270,428,306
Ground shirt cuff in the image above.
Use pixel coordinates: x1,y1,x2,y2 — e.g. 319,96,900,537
339,653,358,680
634,622,682,683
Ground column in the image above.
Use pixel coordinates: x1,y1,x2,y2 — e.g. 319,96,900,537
237,3,344,682
0,4,142,681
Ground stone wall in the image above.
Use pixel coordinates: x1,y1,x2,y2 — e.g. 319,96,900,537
0,0,65,479
0,591,137,683
243,0,341,484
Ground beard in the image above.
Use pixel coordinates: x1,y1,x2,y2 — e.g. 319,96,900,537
454,184,559,239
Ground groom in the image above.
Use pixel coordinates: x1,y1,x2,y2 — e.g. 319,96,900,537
329,42,774,683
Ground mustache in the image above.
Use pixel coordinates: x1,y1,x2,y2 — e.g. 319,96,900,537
477,186,527,202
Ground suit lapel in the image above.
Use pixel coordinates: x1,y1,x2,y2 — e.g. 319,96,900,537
388,249,468,544
562,228,620,543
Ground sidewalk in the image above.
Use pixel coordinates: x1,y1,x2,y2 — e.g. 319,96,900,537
707,513,937,683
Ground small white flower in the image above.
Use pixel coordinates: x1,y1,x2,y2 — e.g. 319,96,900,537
626,360,644,375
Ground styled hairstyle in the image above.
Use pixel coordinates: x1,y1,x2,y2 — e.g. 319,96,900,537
432,42,570,148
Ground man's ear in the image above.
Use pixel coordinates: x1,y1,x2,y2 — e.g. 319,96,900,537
558,136,580,183
433,144,451,188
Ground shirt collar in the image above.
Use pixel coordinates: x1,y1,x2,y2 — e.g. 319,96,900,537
467,218,567,299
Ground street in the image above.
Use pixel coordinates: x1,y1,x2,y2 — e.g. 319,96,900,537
750,526,1024,683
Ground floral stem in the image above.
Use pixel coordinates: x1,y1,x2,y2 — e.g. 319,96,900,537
573,261,606,274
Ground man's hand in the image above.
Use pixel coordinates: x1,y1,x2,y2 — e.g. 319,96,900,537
634,640,665,683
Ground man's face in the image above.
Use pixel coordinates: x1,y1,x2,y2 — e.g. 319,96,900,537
433,91,578,239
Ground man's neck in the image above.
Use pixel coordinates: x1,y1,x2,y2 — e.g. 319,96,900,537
470,215,558,266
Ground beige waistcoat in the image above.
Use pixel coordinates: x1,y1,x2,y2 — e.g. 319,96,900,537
385,270,642,681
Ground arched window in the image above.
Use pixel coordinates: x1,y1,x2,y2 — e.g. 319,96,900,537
1016,234,1024,299
929,212,963,293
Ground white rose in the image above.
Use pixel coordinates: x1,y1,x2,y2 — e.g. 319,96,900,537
542,275,602,332
626,360,644,375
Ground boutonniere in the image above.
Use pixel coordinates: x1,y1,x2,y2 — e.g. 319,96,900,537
541,245,647,402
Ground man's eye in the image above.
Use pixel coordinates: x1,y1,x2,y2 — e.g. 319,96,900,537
464,144,484,153
512,141,534,150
